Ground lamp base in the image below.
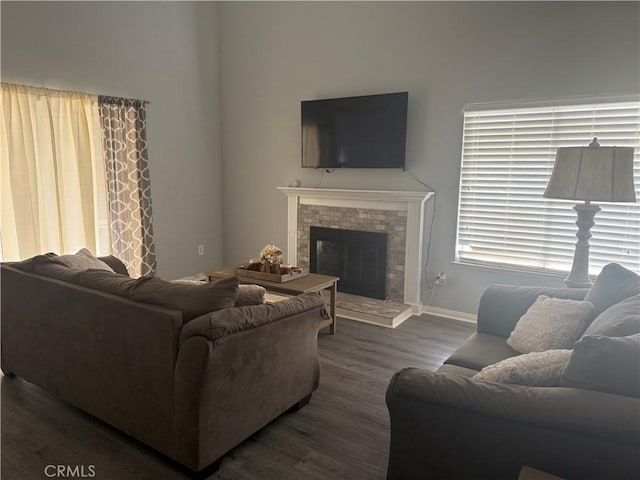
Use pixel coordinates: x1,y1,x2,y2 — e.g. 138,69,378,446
564,203,600,288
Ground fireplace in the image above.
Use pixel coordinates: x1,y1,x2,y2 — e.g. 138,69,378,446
310,226,387,299
279,187,434,312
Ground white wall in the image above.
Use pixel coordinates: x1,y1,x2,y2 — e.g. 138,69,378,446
1,1,223,279
218,2,640,314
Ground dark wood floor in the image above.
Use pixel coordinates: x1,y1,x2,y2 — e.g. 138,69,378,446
1,315,474,480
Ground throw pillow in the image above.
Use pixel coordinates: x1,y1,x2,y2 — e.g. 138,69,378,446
582,294,640,338
473,349,572,386
561,333,640,398
131,275,239,322
506,295,594,353
57,248,114,272
235,285,267,306
584,263,640,316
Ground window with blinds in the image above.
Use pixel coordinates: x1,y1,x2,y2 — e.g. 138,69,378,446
456,98,640,276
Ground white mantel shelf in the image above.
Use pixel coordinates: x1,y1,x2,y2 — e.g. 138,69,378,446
278,187,434,310
277,187,433,211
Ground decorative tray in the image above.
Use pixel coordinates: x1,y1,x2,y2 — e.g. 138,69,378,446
235,267,308,283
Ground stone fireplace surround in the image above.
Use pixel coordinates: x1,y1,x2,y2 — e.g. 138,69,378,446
278,187,433,325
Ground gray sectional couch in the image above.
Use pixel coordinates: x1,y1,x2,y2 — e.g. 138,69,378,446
1,252,327,473
386,263,640,480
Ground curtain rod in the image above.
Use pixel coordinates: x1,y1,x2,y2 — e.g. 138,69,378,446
1,82,151,105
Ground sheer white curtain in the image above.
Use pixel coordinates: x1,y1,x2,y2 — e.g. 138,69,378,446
0,83,111,261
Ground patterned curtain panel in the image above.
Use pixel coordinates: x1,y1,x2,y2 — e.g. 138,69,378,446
98,96,156,277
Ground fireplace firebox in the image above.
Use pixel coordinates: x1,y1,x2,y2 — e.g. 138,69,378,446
310,226,387,300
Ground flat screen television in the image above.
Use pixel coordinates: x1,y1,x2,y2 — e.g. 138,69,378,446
301,92,408,169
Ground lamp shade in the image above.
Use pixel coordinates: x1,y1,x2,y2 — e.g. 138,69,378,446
544,143,636,202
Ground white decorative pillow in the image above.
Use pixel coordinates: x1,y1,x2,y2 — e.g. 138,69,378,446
506,295,594,353
473,349,572,386
57,248,114,272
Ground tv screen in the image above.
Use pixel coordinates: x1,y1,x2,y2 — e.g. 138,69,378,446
301,92,408,169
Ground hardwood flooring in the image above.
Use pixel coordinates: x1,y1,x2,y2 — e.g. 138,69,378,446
1,315,474,480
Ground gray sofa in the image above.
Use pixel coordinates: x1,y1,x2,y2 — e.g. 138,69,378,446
1,253,327,473
386,263,640,480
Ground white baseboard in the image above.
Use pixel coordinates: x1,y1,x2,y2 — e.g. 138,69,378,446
421,305,477,324
335,303,476,329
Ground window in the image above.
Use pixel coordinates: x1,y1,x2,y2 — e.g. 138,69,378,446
456,97,640,276
1,84,156,276
0,84,110,259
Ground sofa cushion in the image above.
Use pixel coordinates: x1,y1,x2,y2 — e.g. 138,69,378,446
473,349,572,386
436,364,478,377
561,334,640,398
57,248,114,272
9,253,61,272
582,294,640,338
131,276,239,321
506,295,594,353
584,263,640,316
235,285,267,306
73,268,136,298
444,333,519,371
33,260,80,283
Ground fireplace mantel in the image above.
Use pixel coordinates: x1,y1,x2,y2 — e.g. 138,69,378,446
278,187,433,308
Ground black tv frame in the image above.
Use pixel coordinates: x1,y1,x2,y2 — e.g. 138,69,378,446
301,91,408,169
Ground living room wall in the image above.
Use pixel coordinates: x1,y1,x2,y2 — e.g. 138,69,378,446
218,2,640,315
1,1,223,279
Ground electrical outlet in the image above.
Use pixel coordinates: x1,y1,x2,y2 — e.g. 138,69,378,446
435,272,447,286
198,245,204,256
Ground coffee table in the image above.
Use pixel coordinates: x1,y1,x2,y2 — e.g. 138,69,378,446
205,267,339,334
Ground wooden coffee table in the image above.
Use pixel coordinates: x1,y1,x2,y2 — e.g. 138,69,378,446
205,267,339,334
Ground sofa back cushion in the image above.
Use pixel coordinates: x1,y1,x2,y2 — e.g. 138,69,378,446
33,261,80,283
131,276,239,322
561,333,640,398
9,253,61,272
582,294,640,338
584,263,640,316
73,269,137,298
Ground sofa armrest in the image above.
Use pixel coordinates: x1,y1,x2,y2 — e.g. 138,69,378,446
386,368,639,480
477,285,589,337
98,255,129,276
174,293,326,470
178,293,326,346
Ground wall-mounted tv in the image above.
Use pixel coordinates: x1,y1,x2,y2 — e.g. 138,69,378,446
301,92,408,169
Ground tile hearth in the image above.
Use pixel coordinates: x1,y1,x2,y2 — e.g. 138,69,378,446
265,290,412,329
329,291,413,328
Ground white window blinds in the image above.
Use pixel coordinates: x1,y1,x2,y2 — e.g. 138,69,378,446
456,98,640,276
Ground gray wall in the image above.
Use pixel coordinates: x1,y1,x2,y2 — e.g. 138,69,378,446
2,2,638,313
1,1,223,279
218,2,640,314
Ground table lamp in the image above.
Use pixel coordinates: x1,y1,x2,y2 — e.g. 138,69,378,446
543,138,636,287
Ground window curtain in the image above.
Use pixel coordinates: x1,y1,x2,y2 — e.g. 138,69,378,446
0,83,110,260
98,96,156,277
